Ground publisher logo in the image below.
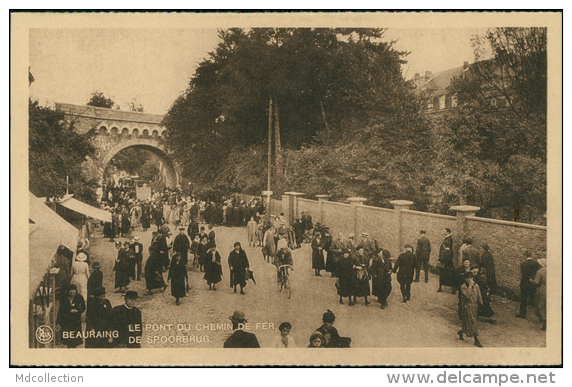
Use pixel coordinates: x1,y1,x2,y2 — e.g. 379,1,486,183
35,325,54,344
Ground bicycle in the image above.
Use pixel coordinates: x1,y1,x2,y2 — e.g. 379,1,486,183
278,265,292,299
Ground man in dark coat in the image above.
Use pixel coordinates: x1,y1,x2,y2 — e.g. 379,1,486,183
85,286,112,348
516,250,542,319
107,291,142,348
393,244,416,303
439,228,454,264
87,261,103,297
228,242,250,294
414,230,432,283
131,236,144,281
223,311,260,348
187,219,199,241
292,218,304,248
301,211,313,242
173,226,191,266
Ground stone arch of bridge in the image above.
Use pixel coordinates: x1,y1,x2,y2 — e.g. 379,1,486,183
98,138,178,188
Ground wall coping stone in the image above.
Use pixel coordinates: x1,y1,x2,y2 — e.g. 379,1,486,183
466,215,547,231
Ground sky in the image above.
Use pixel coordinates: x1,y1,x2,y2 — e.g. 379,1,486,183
29,27,490,115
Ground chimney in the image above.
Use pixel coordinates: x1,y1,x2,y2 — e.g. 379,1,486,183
425,71,432,79
463,61,469,70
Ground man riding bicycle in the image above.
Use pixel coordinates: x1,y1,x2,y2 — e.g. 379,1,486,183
274,238,294,283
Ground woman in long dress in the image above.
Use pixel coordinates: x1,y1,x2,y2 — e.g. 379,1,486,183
458,272,483,347
144,246,167,294
168,253,188,305
262,226,277,263
480,244,497,295
371,249,392,308
56,284,86,348
352,246,371,306
311,232,325,276
475,268,495,323
437,238,456,293
203,244,222,290
70,252,89,297
335,248,354,305
534,258,547,331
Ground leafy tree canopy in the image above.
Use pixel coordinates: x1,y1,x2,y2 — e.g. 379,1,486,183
29,99,98,204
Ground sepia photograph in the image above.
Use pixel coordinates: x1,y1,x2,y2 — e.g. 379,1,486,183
10,11,562,366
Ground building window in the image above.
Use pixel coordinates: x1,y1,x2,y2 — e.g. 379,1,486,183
439,95,446,110
451,95,458,107
427,100,433,110
491,97,497,107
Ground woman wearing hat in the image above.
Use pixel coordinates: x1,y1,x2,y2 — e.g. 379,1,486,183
114,242,132,294
56,284,86,348
314,310,351,347
70,253,89,297
311,232,325,276
203,243,222,290
437,238,456,294
371,249,393,309
335,248,354,305
534,258,547,331
228,242,250,295
273,322,296,348
352,246,371,306
458,272,484,347
145,245,168,294
85,286,112,348
480,244,496,295
168,253,188,305
475,267,495,323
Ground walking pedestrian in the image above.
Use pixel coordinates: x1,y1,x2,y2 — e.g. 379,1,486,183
228,242,250,295
475,267,495,323
352,246,371,306
335,248,354,305
56,284,86,348
223,311,260,348
204,243,222,290
85,286,112,348
371,249,393,309
480,244,497,295
414,230,431,283
107,290,142,348
534,258,547,331
131,236,143,281
144,245,168,295
70,253,89,297
311,232,325,276
393,244,416,303
314,310,351,348
437,238,456,294
168,253,188,306
516,250,541,319
458,272,484,347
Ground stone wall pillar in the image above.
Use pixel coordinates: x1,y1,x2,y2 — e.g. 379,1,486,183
347,197,367,238
283,192,305,227
390,200,414,256
315,194,331,225
450,205,480,265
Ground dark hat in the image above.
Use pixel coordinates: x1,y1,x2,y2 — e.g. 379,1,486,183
420,230,427,234
93,286,106,296
322,309,336,323
229,310,247,323
445,228,451,233
382,250,391,259
67,284,78,292
179,226,185,230
234,242,241,248
341,248,349,254
464,272,474,279
482,243,489,251
92,261,101,269
123,290,139,300
465,237,473,245
404,244,413,250
279,322,292,331
524,249,532,257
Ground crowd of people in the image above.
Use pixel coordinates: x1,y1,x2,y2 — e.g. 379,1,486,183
51,182,547,349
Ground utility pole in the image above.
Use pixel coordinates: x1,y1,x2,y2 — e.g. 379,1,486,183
267,98,273,192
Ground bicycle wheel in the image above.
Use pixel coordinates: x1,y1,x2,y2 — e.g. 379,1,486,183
285,276,291,299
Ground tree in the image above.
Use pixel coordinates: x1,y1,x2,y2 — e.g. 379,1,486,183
163,28,415,195
126,97,144,112
29,99,97,204
429,27,547,224
86,91,117,109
